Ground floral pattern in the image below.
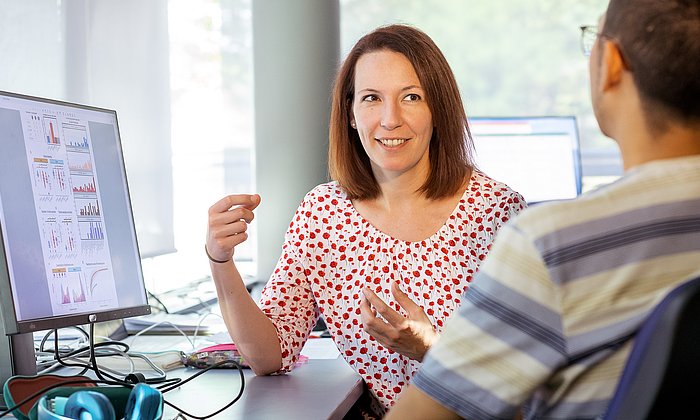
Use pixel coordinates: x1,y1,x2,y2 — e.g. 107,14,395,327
260,171,525,408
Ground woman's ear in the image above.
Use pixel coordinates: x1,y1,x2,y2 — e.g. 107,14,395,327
349,109,357,129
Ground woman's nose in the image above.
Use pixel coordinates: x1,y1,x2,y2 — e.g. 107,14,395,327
380,102,402,130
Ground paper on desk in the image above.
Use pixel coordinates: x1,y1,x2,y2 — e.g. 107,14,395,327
301,338,340,359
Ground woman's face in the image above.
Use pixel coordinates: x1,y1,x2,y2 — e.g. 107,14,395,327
351,50,433,183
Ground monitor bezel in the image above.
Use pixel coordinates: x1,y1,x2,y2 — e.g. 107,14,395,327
0,90,151,335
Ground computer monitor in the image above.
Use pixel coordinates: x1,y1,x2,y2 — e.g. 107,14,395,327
469,116,583,204
0,91,151,395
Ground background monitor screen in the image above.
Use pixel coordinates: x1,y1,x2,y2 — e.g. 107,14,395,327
469,116,583,204
0,91,150,335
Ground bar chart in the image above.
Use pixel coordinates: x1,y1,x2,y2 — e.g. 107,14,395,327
43,116,60,145
75,198,101,217
71,174,97,194
67,152,93,172
64,125,90,149
79,221,104,240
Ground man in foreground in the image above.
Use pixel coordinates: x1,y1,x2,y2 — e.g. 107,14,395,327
386,0,700,418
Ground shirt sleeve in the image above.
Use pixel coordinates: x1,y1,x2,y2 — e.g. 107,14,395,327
412,222,567,419
507,189,527,219
259,195,320,372
495,186,527,228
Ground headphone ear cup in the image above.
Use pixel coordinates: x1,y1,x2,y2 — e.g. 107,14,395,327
124,384,163,420
64,391,116,420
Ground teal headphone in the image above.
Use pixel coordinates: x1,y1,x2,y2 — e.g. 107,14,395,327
36,384,162,420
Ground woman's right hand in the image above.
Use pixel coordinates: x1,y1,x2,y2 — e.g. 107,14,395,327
206,194,261,262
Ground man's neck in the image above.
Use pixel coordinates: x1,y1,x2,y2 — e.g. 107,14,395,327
619,122,700,171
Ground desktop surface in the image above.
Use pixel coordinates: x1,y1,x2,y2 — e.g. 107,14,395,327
162,357,362,419
36,335,361,420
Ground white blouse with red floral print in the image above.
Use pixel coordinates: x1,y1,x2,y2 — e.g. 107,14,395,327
259,171,526,409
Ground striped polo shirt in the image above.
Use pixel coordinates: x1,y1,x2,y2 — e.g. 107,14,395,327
413,155,700,419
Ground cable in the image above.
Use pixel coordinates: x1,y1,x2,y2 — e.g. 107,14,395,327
7,353,243,419
128,311,225,351
50,331,133,377
39,327,89,353
2,325,244,419
160,360,246,419
53,330,89,376
88,323,161,385
128,321,195,350
39,323,175,386
94,323,180,386
147,290,170,314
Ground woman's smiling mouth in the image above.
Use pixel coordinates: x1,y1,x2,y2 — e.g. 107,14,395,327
378,138,407,147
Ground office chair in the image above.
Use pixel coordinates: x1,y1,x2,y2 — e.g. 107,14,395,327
604,274,700,420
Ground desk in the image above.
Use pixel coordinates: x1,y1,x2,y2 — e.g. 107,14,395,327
122,335,363,419
161,358,363,419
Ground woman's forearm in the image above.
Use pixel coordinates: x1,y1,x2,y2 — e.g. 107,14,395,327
210,260,282,375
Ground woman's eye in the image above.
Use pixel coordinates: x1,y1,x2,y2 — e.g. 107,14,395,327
405,93,421,101
362,94,378,102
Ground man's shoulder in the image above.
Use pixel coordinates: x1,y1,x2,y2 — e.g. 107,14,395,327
509,179,630,238
511,164,699,239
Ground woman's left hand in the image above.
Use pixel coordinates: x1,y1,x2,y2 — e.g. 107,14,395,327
360,281,439,361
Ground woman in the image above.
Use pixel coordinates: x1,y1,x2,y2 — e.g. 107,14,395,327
206,24,525,414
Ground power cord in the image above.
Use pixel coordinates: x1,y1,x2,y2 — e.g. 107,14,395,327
87,323,178,387
159,360,246,419
147,290,170,314
34,326,174,386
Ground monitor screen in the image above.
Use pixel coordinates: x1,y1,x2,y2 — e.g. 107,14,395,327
0,91,150,335
469,116,583,204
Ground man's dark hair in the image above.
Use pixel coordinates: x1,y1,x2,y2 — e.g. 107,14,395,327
604,0,700,124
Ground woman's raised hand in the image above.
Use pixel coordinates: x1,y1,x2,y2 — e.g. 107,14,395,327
206,194,261,263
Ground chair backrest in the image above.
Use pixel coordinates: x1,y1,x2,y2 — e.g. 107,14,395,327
604,274,700,420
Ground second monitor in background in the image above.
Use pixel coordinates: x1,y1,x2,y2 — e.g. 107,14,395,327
469,116,582,204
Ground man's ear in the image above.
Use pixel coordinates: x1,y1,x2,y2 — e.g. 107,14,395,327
601,40,626,91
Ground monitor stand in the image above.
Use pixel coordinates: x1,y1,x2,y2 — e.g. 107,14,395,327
0,328,36,408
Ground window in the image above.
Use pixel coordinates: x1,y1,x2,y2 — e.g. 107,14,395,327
0,0,255,295
145,0,255,293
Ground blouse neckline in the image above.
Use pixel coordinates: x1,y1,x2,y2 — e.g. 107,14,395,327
341,173,480,245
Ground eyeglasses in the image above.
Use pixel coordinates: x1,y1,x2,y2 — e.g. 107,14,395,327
579,25,633,70
580,25,600,57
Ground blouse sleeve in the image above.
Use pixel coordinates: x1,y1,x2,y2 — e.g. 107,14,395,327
259,193,320,372
496,187,527,227
475,182,527,255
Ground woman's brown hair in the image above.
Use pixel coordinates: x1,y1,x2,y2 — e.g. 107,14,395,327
328,24,474,200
